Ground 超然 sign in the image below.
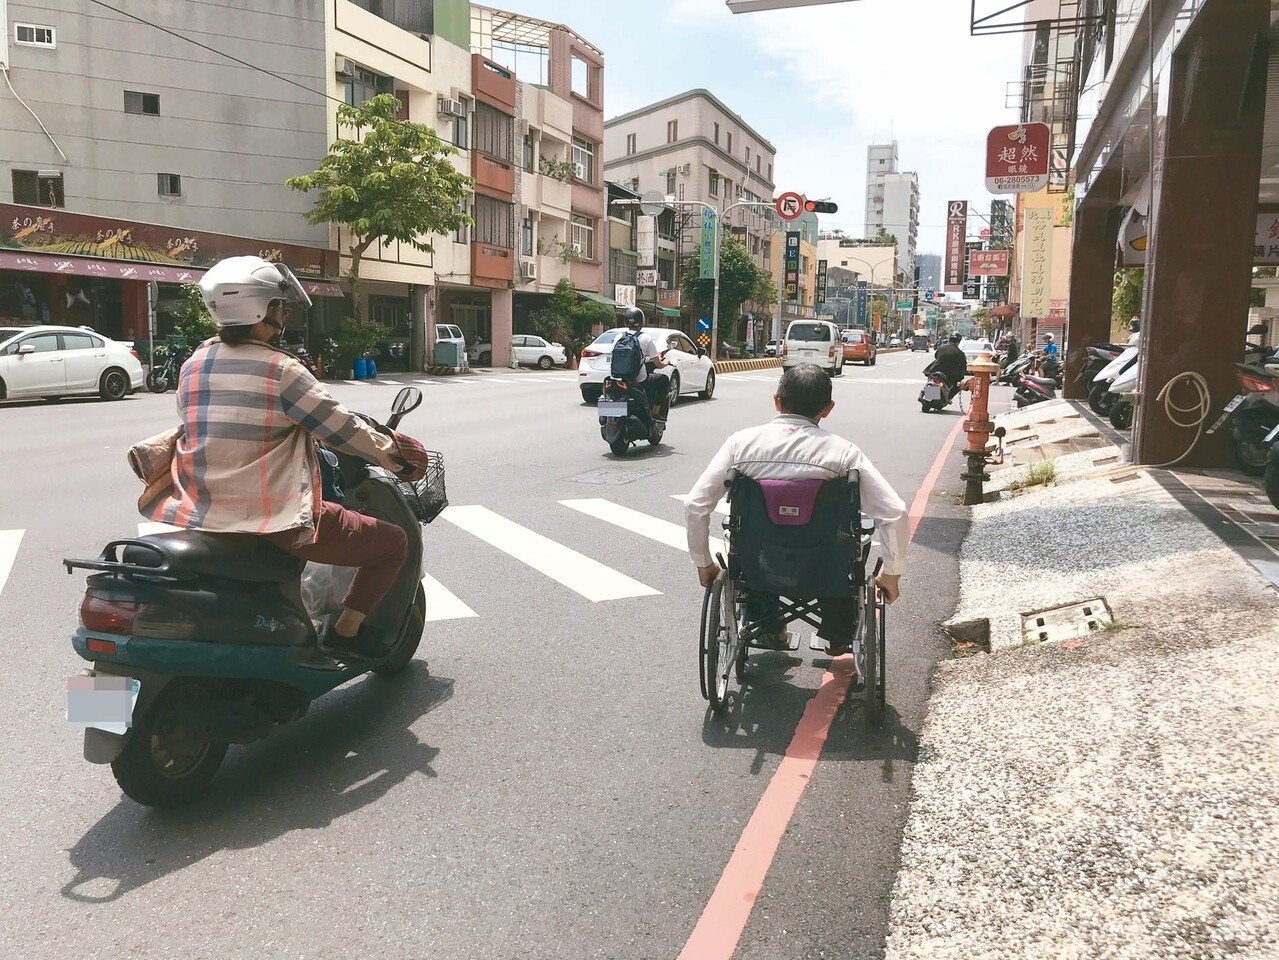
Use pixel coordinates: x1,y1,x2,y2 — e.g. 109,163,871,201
985,123,1051,195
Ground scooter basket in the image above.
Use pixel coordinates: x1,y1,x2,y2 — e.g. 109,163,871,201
396,451,448,524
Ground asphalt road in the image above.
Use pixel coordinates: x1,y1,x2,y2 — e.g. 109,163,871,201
0,351,968,960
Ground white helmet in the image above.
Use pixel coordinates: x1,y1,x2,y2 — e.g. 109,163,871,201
198,256,312,328
1044,332,1054,341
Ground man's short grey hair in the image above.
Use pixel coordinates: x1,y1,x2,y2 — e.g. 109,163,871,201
776,363,832,418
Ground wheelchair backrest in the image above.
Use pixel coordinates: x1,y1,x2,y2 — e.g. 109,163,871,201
727,472,862,597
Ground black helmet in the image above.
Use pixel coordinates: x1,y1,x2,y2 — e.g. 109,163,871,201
950,333,962,344
622,306,645,330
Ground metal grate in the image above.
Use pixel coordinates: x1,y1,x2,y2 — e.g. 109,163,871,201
1022,598,1113,644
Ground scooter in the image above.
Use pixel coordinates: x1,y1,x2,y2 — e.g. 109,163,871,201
998,351,1037,386
1106,356,1141,429
64,387,443,807
1206,363,1279,475
1089,334,1141,416
598,360,670,456
1074,343,1126,397
919,371,958,413
1014,366,1058,407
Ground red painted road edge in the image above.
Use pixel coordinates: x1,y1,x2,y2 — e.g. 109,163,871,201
678,417,966,960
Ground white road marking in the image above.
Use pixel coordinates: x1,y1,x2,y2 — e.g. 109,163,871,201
838,377,920,385
0,530,24,599
413,379,443,385
670,493,729,516
440,505,659,602
138,521,180,536
422,573,478,621
560,499,725,557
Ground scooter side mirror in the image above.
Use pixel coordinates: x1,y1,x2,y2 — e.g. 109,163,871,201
387,386,422,430
1250,324,1269,337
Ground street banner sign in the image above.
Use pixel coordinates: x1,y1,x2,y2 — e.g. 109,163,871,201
1020,207,1054,317
637,215,656,268
963,277,981,300
896,300,912,310
699,207,717,279
856,281,868,327
657,288,681,307
985,123,1051,194
944,200,967,292
968,249,1010,276
615,284,636,307
636,268,658,287
776,192,804,221
925,289,935,301
697,316,712,333
784,231,801,300
1254,210,1279,264
816,259,827,303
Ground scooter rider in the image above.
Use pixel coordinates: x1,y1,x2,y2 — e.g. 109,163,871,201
139,256,424,662
621,306,671,425
927,333,969,394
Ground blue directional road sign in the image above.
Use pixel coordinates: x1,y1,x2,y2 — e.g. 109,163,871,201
697,316,712,333
925,289,935,301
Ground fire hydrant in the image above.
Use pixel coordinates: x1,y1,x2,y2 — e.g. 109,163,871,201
961,351,1003,506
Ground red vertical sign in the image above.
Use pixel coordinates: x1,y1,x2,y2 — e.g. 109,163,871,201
944,200,967,292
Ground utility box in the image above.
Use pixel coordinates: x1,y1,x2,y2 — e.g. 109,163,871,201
433,341,462,367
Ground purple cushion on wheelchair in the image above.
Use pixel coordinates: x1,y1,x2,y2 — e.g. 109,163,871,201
757,478,825,526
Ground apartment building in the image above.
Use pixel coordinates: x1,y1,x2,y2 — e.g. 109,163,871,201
863,141,920,287
603,89,778,327
0,0,338,341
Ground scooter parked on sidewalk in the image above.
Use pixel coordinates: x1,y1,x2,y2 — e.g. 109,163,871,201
1089,335,1141,417
1013,366,1058,407
1074,343,1126,397
1106,356,1141,430
64,387,445,808
1206,363,1279,475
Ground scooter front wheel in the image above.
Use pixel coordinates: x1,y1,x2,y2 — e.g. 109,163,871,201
374,584,426,677
111,682,228,807
146,370,168,393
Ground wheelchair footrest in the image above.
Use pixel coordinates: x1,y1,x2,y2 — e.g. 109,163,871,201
809,635,861,656
746,630,802,652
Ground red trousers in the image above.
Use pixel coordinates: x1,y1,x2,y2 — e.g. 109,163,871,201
268,502,408,615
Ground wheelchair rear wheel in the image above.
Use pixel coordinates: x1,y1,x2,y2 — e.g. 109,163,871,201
862,579,886,725
699,572,741,713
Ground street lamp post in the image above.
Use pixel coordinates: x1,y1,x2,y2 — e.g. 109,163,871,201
616,196,773,361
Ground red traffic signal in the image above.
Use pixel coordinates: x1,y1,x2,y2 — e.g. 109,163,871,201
804,199,838,214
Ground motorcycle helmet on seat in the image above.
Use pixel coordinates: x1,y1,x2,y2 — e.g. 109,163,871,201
198,256,312,328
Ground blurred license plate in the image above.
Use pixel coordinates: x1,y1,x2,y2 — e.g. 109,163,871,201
67,674,139,734
923,384,943,401
801,350,815,356
1223,394,1245,413
597,401,628,418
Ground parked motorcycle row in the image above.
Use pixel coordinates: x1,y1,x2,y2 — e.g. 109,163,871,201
1205,325,1279,509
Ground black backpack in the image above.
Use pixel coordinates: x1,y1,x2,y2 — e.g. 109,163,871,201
610,331,644,379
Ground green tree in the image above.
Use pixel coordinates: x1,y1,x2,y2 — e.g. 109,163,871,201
681,237,769,340
528,278,614,358
169,284,217,345
873,226,898,247
287,94,473,322
1112,268,1143,333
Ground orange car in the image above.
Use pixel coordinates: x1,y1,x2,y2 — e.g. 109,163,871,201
841,329,877,366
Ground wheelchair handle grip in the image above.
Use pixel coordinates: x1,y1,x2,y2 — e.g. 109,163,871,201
873,558,884,577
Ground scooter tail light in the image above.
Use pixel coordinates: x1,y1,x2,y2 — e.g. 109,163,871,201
79,595,198,639
1239,373,1274,394
80,596,138,635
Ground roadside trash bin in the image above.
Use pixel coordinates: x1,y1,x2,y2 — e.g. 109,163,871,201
367,358,378,379
353,357,368,380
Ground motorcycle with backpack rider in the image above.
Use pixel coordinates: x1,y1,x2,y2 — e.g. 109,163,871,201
597,308,672,456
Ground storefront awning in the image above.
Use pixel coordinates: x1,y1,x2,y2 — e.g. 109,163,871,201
0,250,344,296
577,290,619,307
657,306,680,318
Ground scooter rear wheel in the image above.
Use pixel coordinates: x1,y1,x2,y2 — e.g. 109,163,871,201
1110,400,1133,430
111,681,228,808
610,439,629,456
1089,381,1117,417
373,584,426,677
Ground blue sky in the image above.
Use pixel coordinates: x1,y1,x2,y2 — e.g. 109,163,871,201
501,0,1025,254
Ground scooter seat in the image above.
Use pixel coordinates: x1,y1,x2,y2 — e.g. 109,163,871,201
1023,375,1058,388
121,530,305,583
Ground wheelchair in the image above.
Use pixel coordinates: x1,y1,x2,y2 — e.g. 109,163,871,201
698,471,887,723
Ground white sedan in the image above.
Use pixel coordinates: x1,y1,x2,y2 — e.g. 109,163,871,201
0,325,144,401
578,327,716,404
467,335,567,369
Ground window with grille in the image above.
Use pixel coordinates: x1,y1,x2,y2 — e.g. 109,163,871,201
124,91,160,115
473,195,513,249
571,137,595,183
452,97,471,149
570,215,594,260
14,24,55,47
609,248,637,285
344,65,393,108
157,174,182,197
475,103,513,161
12,170,64,207
708,172,719,198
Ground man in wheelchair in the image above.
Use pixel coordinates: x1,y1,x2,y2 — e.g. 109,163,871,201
683,363,907,661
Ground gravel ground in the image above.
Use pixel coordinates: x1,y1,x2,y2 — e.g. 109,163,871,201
884,402,1279,959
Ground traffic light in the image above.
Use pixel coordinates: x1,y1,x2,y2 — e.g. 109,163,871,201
804,199,838,214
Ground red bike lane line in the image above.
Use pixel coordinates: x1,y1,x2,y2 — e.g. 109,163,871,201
677,416,965,960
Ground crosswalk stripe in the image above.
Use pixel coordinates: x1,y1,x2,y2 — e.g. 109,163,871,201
839,377,919,385
422,573,478,621
670,493,729,516
560,499,724,557
0,530,24,599
439,505,659,602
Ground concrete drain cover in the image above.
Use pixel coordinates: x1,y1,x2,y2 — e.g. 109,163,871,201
1022,598,1113,644
568,465,661,485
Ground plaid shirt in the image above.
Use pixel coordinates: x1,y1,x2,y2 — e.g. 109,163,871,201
140,339,398,544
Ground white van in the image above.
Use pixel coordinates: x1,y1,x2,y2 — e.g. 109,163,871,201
781,319,843,376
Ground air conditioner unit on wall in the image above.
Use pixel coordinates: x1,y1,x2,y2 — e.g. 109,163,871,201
438,97,465,118
520,257,537,279
677,164,690,175
336,57,355,78
573,161,586,180
571,242,583,255
658,280,669,289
